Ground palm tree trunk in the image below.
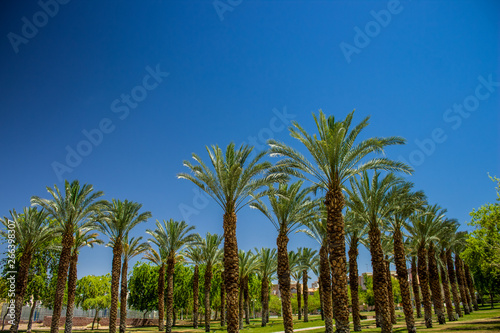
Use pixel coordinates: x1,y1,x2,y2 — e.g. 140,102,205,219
446,249,462,317
261,278,269,327
10,251,33,333
458,257,473,313
220,271,225,327
455,254,470,315
325,188,350,333
193,265,199,329
277,232,293,333
165,257,175,333
158,263,165,331
385,258,397,325
119,258,129,333
411,257,422,318
439,252,455,321
418,245,433,328
348,240,361,332
464,264,479,311
109,243,123,333
368,225,392,333
427,244,446,324
319,243,333,333
204,263,213,332
223,210,240,333
50,231,74,333
297,280,301,320
393,229,416,333
64,253,78,333
244,277,250,325
27,299,37,333
303,271,309,322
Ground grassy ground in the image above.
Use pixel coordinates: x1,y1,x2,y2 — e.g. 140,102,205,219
9,303,500,333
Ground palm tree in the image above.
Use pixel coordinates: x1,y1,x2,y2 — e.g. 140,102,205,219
254,248,277,327
250,181,317,333
31,180,105,333
386,183,425,333
464,263,479,311
299,248,318,322
453,232,472,314
438,219,460,321
381,236,397,325
143,247,167,329
289,249,303,320
98,199,151,333
268,110,411,333
346,171,404,333
409,253,422,318
120,236,149,333
238,250,259,328
0,208,56,333
65,228,103,333
147,219,197,333
445,240,463,318
185,245,203,328
178,143,273,333
199,232,223,332
298,211,333,329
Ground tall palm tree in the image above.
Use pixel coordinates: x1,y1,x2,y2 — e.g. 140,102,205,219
406,205,446,328
147,219,197,333
344,209,366,332
409,253,422,318
254,248,277,327
346,171,404,333
185,245,203,328
298,210,333,329
381,236,396,326
98,199,151,333
1,208,56,333
238,250,259,328
445,244,463,318
178,143,273,333
300,248,318,322
250,181,317,333
65,228,103,333
31,180,105,333
386,183,425,333
268,110,411,333
120,236,149,333
199,232,223,332
289,249,303,320
464,263,479,311
453,231,473,314
143,247,167,329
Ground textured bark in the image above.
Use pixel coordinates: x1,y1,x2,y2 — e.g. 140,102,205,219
348,239,361,332
193,265,199,328
325,188,350,333
220,271,226,327
64,253,78,333
277,232,293,333
297,280,302,320
411,257,422,318
27,300,36,333
10,250,33,333
165,257,175,333
319,244,333,333
455,254,470,315
204,263,213,332
303,271,309,322
427,244,446,324
223,211,240,333
439,251,455,321
109,243,123,333
417,245,433,328
458,257,473,313
158,263,165,330
261,278,269,327
446,249,462,317
50,231,74,333
385,258,397,325
464,264,479,311
393,229,416,333
119,258,129,333
368,225,392,333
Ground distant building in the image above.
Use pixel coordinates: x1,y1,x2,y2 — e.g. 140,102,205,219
271,280,319,297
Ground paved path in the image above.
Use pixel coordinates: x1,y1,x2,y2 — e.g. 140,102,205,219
272,326,325,333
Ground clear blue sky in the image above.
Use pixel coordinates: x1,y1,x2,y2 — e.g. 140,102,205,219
1,0,498,280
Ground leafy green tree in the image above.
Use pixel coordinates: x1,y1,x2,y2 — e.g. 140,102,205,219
268,110,411,333
127,262,158,319
359,274,374,307
75,274,112,330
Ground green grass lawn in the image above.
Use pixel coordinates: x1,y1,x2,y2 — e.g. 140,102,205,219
11,303,500,333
